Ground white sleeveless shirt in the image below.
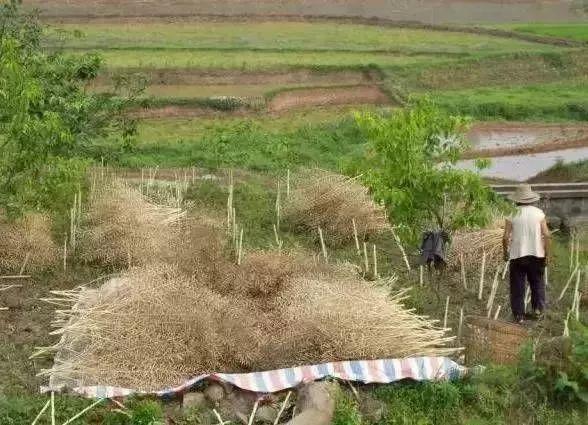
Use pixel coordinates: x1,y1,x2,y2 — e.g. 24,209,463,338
508,205,545,260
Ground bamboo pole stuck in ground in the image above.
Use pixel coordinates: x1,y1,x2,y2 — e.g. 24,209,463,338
248,400,259,425
460,254,467,289
31,399,51,425
570,233,575,271
478,251,486,301
237,228,244,265
545,266,549,287
494,305,502,320
352,218,360,255
363,242,369,274
318,227,328,262
558,265,579,301
274,391,292,425
419,265,424,286
486,268,501,316
62,398,105,425
373,244,378,278
573,268,581,320
575,237,580,269
275,181,281,229
63,235,68,272
502,260,509,280
443,296,450,329
273,224,283,251
391,227,411,271
51,391,55,425
457,307,464,343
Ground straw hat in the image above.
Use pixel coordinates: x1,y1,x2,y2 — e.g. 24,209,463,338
509,184,540,204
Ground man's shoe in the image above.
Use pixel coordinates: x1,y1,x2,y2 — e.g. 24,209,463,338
526,310,544,321
513,315,524,324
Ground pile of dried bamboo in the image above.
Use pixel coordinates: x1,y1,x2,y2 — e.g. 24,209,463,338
0,213,59,274
447,220,504,270
41,251,456,392
284,169,390,245
77,180,186,269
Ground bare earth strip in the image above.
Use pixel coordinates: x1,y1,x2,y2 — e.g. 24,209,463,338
268,85,389,112
26,1,585,25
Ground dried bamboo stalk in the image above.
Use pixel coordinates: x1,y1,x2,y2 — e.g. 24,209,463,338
51,392,55,425
558,266,579,301
443,296,450,329
486,268,501,313
248,400,259,425
494,305,502,320
460,254,467,289
363,242,369,274
274,391,292,425
502,260,509,280
318,227,328,261
419,265,424,286
352,218,360,255
62,398,105,425
457,307,464,344
478,252,486,301
373,244,378,278
31,399,51,425
391,227,411,271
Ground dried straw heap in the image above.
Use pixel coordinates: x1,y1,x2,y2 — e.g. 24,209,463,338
284,169,390,245
41,179,457,392
0,213,59,274
42,250,456,392
446,220,504,271
77,180,186,269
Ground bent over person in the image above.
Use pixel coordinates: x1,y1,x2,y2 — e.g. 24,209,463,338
502,184,551,324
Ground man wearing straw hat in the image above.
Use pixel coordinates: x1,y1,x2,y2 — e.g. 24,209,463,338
503,184,551,324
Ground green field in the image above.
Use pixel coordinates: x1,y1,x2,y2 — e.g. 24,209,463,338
498,23,588,42
49,22,563,54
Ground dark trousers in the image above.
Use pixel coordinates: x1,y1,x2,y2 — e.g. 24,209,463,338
509,255,546,318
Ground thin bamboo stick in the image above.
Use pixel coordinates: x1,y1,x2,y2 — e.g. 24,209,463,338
443,296,450,329
391,227,411,271
51,392,55,425
31,399,51,425
19,252,31,276
494,305,502,320
573,268,581,320
558,266,579,301
373,244,378,278
457,307,464,343
363,242,369,274
460,254,467,289
545,266,549,287
248,400,259,425
237,228,244,265
486,268,501,313
286,169,290,199
318,227,328,261
419,265,424,286
352,218,360,255
575,238,580,268
570,233,575,271
63,235,67,272
62,398,105,425
478,251,486,301
275,181,281,229
273,391,292,425
502,260,509,280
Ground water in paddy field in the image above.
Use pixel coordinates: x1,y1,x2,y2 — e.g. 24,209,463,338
458,147,588,182
24,0,586,22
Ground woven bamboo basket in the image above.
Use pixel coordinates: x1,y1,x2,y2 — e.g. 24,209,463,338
465,316,529,365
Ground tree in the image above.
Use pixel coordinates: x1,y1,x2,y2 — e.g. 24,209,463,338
354,98,505,242
0,0,141,217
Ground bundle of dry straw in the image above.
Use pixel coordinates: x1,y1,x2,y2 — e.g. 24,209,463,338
447,220,505,270
77,180,186,268
284,169,390,245
0,213,59,274
42,247,457,392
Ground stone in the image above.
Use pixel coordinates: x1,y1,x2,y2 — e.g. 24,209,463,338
183,391,207,411
204,383,226,404
255,405,278,423
283,382,335,425
359,393,385,423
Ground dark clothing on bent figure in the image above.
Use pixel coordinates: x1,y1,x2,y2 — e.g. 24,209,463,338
509,255,546,318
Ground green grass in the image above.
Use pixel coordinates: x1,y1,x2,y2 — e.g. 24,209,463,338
96,110,369,170
49,22,562,54
433,78,588,121
529,159,588,183
77,48,451,70
496,23,588,42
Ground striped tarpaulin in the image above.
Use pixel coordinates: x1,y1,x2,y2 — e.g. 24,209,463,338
42,356,466,399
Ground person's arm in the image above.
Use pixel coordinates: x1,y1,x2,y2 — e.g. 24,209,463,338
540,218,551,264
502,219,512,261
